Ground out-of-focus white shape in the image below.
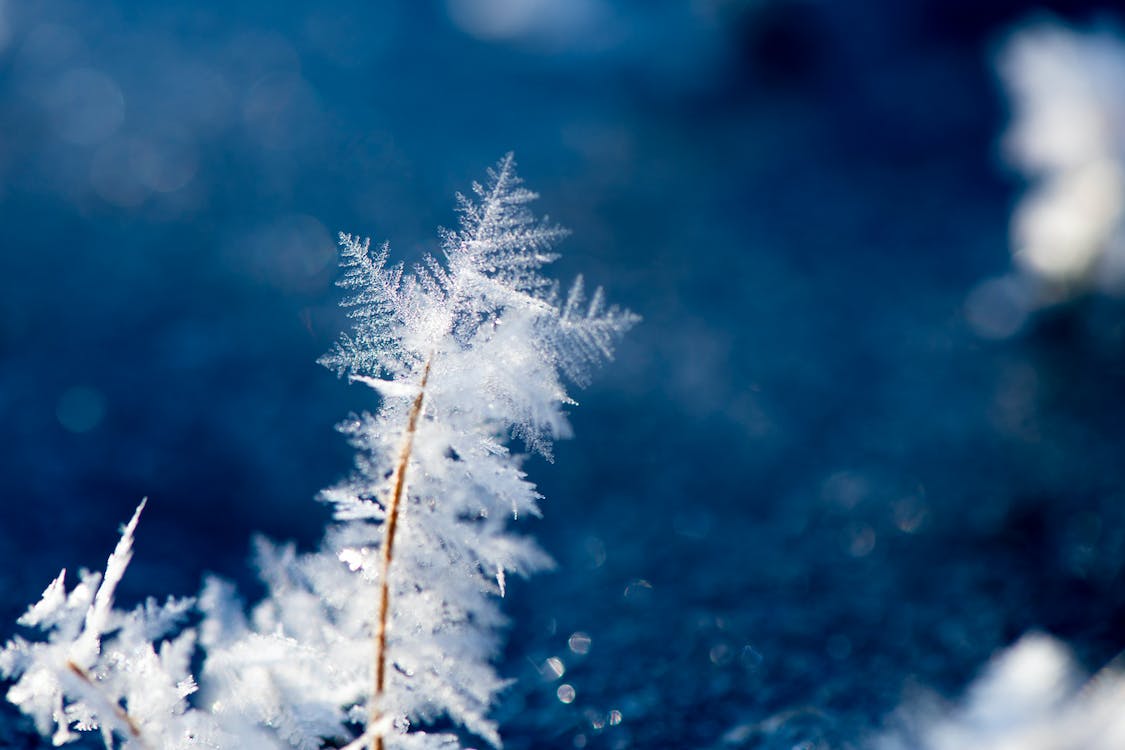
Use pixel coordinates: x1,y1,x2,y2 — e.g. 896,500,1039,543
542,656,565,680
228,214,336,293
879,634,1125,750
959,634,1074,730
1014,159,1125,281
163,63,235,137
446,0,604,45
42,68,125,146
89,132,201,208
568,631,591,655
241,72,322,151
55,385,106,433
964,275,1034,340
1001,26,1125,173
89,138,149,208
993,21,1125,316
132,134,199,194
14,24,85,83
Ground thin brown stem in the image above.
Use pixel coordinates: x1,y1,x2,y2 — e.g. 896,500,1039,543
370,357,432,750
66,659,149,748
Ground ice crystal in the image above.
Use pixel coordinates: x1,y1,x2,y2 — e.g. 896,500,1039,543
207,154,635,749
3,155,634,750
0,500,218,748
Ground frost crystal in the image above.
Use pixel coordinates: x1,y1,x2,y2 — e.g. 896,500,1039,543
208,153,636,749
0,500,219,748
3,155,633,750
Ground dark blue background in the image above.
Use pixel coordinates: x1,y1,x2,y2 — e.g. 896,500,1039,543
3,2,1125,748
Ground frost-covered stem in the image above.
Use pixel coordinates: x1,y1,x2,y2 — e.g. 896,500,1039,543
371,356,432,750
65,659,150,749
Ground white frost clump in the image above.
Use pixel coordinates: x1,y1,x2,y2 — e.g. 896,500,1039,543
2,155,635,750
202,152,636,749
879,634,1125,750
968,20,1125,338
0,500,222,748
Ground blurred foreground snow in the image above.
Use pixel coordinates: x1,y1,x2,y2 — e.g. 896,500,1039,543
968,20,1125,338
881,634,1125,750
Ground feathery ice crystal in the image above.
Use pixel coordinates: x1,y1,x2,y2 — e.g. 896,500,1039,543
1,154,636,749
0,500,216,748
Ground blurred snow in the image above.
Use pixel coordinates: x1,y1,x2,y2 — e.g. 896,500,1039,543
446,0,606,44
971,20,1125,339
881,634,1125,750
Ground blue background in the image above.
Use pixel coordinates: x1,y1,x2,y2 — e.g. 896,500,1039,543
3,1,1125,747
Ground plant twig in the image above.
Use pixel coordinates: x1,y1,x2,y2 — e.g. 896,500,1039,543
66,659,149,749
370,356,432,750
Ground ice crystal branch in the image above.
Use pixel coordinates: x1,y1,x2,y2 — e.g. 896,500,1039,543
0,500,216,749
311,153,635,749
3,154,634,750
208,153,635,749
